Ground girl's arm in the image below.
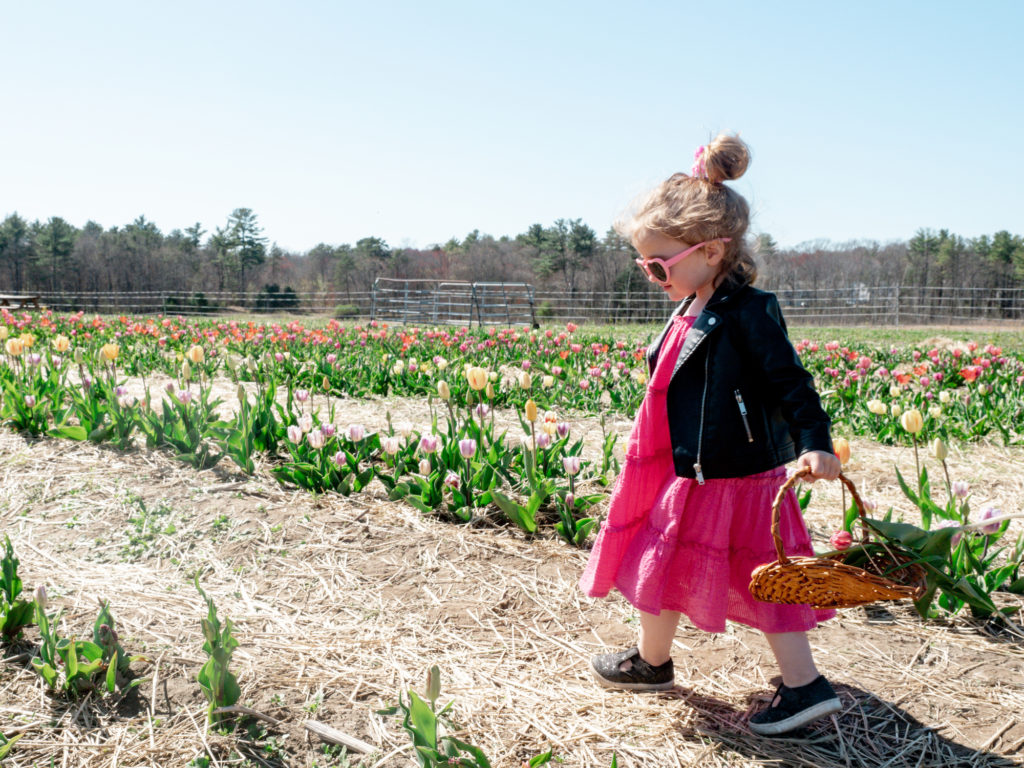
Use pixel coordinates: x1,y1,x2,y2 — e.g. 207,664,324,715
741,292,834,463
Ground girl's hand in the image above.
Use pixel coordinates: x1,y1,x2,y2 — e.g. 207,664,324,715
796,450,841,482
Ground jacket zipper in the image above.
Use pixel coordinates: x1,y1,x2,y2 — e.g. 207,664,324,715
694,346,710,485
734,389,754,443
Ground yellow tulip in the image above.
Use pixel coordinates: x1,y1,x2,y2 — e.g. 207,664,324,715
466,366,487,391
889,385,901,398
437,380,451,401
890,403,902,419
939,390,952,404
542,375,554,388
52,335,70,353
867,399,886,415
833,437,851,465
519,371,532,389
930,438,948,460
100,343,119,362
525,399,538,422
0,326,8,340
186,344,204,364
928,405,942,418
900,409,923,434
485,382,495,400
5,338,24,357
19,333,34,348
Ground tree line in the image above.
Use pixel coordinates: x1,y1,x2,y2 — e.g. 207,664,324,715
1,208,1022,308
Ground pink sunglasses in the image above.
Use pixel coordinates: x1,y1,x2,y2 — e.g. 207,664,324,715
635,238,731,285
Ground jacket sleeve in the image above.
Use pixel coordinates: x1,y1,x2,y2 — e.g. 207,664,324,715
742,293,833,456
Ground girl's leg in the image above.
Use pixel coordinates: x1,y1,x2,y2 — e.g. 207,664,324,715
763,631,819,687
639,609,681,666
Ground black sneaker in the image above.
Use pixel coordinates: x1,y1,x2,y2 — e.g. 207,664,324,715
590,647,674,691
748,675,842,735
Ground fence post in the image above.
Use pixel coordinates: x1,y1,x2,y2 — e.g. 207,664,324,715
894,284,900,328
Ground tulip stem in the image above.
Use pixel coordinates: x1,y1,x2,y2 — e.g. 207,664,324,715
941,458,953,504
912,435,921,496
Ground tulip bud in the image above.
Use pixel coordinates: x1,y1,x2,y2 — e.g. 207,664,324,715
952,480,969,498
307,429,326,449
939,390,951,404
0,326,7,340
458,438,477,458
287,424,303,443
542,375,554,388
536,432,552,449
34,584,47,610
437,380,451,401
418,458,432,475
466,366,487,390
425,664,441,704
322,376,331,392
525,399,538,422
237,384,247,404
382,436,402,455
564,492,575,509
867,399,886,415
182,360,192,382
889,385,901,398
443,471,460,489
519,371,532,389
900,409,923,434
833,437,851,465
74,347,84,365
485,382,495,400
830,530,853,551
299,413,313,433
930,438,947,461
890,403,902,419
980,506,1002,535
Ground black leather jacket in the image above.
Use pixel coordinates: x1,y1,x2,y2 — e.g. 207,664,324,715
646,280,833,482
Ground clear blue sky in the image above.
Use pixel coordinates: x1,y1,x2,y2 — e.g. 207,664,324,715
2,1,1021,252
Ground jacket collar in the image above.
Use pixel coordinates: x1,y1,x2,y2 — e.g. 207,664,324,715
646,279,750,370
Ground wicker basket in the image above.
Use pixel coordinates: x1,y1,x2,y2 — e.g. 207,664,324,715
748,468,926,610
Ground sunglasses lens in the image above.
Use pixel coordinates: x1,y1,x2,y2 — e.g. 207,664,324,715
648,262,667,282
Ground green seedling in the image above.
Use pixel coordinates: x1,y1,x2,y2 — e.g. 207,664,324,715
194,575,241,725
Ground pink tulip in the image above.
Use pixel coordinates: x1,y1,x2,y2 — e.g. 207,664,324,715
830,530,853,550
459,438,477,458
980,506,1002,535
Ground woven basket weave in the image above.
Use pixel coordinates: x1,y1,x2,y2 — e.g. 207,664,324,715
748,468,926,610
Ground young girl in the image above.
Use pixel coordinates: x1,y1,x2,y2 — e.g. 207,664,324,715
579,134,843,736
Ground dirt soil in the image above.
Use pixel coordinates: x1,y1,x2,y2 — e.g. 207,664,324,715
1,396,1023,767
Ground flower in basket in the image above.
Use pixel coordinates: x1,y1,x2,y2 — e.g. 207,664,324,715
830,530,853,550
833,437,851,465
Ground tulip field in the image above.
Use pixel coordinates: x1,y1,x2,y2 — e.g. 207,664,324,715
2,308,1024,767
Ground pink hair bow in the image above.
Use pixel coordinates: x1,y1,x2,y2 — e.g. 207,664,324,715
690,145,709,179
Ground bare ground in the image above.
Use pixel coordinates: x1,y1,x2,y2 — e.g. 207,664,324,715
1,397,1023,768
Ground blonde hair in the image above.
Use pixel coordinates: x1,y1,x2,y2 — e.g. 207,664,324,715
618,133,758,288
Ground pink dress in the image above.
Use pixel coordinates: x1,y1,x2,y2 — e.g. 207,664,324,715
580,314,835,634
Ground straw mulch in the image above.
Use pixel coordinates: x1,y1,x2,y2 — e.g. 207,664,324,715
1,396,1022,768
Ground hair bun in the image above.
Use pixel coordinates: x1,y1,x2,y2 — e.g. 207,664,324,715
704,133,750,184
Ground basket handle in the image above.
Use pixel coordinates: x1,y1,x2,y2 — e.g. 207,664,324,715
770,467,870,565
